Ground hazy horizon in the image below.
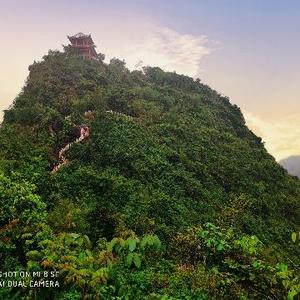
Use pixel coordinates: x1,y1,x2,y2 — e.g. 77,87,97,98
1,0,299,161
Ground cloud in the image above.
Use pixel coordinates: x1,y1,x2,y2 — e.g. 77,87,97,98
110,27,211,78
244,111,300,161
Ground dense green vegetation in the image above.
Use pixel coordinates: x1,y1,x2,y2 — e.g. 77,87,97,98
0,47,299,299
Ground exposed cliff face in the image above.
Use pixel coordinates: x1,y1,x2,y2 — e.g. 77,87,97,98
280,155,300,178
0,47,299,299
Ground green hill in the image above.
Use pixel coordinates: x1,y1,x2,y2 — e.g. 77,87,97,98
0,47,299,299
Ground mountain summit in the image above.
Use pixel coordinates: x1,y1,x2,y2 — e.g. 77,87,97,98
0,41,299,299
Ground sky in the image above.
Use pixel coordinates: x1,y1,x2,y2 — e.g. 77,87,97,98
0,0,299,161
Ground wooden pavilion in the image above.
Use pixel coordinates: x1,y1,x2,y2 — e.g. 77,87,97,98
67,32,98,60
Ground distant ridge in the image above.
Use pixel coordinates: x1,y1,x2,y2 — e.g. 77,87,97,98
280,155,300,178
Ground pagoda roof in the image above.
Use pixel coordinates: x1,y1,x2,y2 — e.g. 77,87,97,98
68,32,94,45
73,32,88,38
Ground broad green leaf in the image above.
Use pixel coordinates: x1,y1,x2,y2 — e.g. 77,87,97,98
127,238,137,252
125,253,134,267
133,253,141,268
288,288,298,300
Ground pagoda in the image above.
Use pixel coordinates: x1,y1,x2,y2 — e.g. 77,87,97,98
67,32,98,60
